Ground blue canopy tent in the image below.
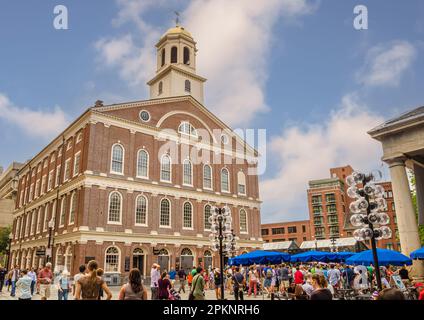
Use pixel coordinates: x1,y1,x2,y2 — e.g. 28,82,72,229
229,250,290,266
410,247,424,260
333,252,356,262
290,251,338,263
346,248,412,266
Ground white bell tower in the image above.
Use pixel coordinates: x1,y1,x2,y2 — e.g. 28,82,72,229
147,23,206,104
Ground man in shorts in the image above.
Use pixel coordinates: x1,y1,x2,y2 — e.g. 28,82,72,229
38,262,53,300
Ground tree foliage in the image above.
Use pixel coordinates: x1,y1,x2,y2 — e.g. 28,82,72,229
0,226,11,254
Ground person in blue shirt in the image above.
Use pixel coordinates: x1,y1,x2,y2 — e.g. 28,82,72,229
16,269,33,300
57,270,71,300
169,268,177,286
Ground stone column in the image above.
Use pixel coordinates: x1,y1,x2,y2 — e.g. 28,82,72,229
388,158,424,277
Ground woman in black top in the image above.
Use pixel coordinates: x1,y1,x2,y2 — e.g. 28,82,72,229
310,274,332,300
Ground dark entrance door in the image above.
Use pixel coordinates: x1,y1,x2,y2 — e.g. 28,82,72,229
158,255,169,272
204,256,213,271
180,256,194,274
133,255,145,275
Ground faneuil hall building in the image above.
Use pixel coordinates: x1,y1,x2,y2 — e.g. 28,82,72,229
9,24,262,279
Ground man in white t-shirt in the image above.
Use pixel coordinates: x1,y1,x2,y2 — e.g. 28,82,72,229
150,264,161,300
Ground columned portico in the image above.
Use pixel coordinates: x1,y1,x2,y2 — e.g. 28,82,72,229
369,106,424,278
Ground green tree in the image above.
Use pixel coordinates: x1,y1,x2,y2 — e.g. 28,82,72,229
0,226,12,254
409,173,424,246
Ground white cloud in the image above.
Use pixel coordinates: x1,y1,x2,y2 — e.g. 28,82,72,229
0,93,68,139
95,0,317,126
260,93,385,223
358,41,416,87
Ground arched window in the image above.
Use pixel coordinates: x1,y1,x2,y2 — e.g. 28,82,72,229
111,144,124,174
203,165,212,189
183,47,190,65
181,248,193,256
59,196,66,227
183,159,193,186
204,204,212,230
221,168,230,192
160,155,171,182
160,198,170,227
135,195,147,225
171,46,178,63
161,48,165,67
185,80,191,93
56,247,64,271
158,81,163,95
237,171,246,195
178,121,197,137
239,209,248,233
108,191,122,224
69,191,77,224
105,246,120,273
183,202,193,229
137,149,149,178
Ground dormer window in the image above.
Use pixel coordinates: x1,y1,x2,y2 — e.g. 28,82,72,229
178,121,197,137
171,46,178,63
183,47,190,65
185,80,191,93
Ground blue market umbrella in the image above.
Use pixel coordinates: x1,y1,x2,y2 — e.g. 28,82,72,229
290,251,338,263
333,252,356,262
346,248,412,266
410,247,424,260
229,250,290,266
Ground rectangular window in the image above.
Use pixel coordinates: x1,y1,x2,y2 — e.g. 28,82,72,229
311,195,322,204
326,193,336,203
35,179,40,198
272,227,285,235
327,204,337,214
41,175,47,195
59,197,66,227
238,184,246,195
73,152,81,177
261,229,269,236
48,170,54,191
29,183,34,201
55,165,61,187
288,226,297,234
313,206,322,214
31,210,36,235
302,225,306,233
36,208,42,234
25,213,30,236
63,159,71,182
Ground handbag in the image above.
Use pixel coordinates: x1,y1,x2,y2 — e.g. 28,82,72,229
188,276,199,300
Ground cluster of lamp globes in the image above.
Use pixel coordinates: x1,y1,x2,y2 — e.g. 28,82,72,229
346,171,392,242
208,206,237,253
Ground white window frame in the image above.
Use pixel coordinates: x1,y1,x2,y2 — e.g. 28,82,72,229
159,198,171,228
73,151,81,177
43,203,49,232
203,164,213,190
69,192,77,225
239,209,248,234
36,207,42,234
47,170,54,191
204,204,212,231
107,191,123,225
182,159,193,187
35,179,40,198
160,154,172,183
178,121,197,137
104,246,121,273
55,165,61,187
182,201,193,230
76,132,82,144
59,196,66,227
221,168,230,193
30,210,36,235
136,149,149,179
66,139,73,151
41,175,47,195
29,183,34,201
134,194,148,227
63,159,71,182
110,143,125,175
237,171,247,196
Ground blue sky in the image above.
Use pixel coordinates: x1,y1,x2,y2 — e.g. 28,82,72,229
1,0,423,222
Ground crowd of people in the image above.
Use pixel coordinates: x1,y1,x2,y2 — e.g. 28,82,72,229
0,260,423,300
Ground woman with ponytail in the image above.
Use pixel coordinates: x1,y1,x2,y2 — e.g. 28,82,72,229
74,260,112,300
310,274,332,300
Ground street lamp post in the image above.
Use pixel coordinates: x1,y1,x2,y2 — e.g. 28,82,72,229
46,219,55,263
346,171,392,291
209,206,234,301
330,237,337,253
5,233,13,273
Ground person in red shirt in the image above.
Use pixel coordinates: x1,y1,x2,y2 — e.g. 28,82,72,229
37,262,53,300
294,266,304,285
415,282,424,300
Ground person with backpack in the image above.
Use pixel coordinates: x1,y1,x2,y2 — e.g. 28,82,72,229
232,266,246,300
190,266,205,300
